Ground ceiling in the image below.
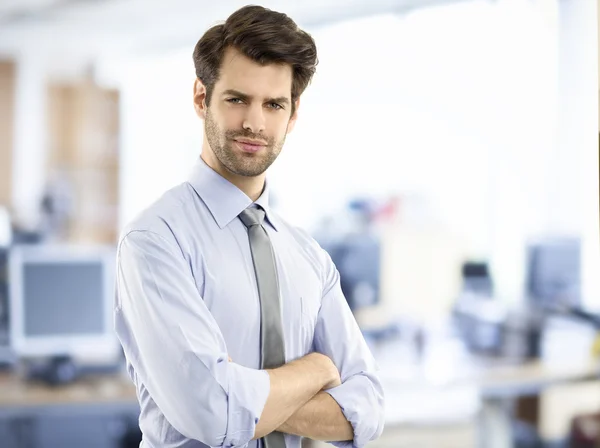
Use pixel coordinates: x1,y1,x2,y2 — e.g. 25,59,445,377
0,0,473,61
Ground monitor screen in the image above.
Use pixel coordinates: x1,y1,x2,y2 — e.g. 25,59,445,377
23,262,105,337
9,245,118,361
526,237,581,307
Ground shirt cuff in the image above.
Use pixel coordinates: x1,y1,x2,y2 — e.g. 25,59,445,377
224,363,271,447
325,374,381,448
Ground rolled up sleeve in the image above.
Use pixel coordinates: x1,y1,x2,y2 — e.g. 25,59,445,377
313,251,385,448
115,229,270,448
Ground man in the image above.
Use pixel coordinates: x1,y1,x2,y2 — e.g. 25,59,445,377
115,5,385,448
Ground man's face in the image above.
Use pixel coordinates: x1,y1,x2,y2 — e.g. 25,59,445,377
201,47,298,177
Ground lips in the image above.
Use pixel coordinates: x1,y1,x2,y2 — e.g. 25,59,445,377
234,139,266,153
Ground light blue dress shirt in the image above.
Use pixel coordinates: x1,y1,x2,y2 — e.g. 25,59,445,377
114,157,385,448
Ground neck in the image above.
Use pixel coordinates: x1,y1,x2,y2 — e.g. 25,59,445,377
200,148,265,202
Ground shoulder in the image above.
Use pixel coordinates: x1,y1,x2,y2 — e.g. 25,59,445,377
272,210,334,270
274,211,340,295
119,182,197,251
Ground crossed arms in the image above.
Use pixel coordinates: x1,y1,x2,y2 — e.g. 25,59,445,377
115,229,385,448
247,352,353,441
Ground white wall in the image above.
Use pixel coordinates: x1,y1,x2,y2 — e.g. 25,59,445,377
11,54,48,230
275,0,564,302
111,0,600,305
559,0,600,310
110,51,201,228
6,0,593,307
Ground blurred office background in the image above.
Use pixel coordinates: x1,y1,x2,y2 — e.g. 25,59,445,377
0,0,599,447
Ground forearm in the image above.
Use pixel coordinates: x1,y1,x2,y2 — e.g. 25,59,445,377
253,353,335,440
278,391,354,442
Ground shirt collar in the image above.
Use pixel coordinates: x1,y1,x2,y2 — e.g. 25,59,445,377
187,156,279,231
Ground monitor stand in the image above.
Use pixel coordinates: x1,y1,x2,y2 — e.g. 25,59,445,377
24,355,79,386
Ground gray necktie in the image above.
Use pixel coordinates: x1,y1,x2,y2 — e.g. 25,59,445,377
239,207,286,448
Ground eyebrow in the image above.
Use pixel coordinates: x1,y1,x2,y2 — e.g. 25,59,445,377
221,89,290,105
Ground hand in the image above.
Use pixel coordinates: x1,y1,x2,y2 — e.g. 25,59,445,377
323,362,342,390
228,356,232,362
309,352,341,390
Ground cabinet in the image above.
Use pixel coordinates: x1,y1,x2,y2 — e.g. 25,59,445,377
46,80,120,244
0,60,15,208
0,372,140,448
0,411,139,448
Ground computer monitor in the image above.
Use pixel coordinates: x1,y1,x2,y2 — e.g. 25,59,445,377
9,244,119,363
321,235,380,311
525,237,581,308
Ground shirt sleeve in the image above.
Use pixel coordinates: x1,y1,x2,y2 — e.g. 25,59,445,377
114,229,270,448
313,249,385,448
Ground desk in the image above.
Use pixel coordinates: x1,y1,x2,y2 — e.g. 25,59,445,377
459,358,600,397
375,339,600,448
0,372,139,448
0,372,137,408
471,360,600,448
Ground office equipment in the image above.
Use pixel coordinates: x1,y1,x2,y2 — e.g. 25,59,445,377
315,199,382,311
8,244,119,382
525,237,581,308
379,226,465,322
461,261,493,297
327,235,381,311
379,337,600,448
0,247,14,367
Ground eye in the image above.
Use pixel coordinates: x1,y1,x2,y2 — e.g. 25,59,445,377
267,102,284,110
226,98,243,104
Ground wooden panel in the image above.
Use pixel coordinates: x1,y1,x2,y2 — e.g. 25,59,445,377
0,61,15,207
47,81,120,244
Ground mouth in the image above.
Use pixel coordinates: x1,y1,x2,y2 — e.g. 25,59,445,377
233,139,267,153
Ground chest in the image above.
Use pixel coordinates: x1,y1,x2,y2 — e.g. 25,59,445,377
189,225,323,364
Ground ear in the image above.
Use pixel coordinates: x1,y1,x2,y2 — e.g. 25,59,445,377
286,98,301,134
193,78,208,119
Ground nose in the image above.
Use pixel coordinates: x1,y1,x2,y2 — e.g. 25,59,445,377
242,104,266,134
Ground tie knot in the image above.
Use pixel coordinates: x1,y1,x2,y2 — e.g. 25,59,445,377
239,207,265,228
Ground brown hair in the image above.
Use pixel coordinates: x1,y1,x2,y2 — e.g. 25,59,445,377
193,5,318,115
